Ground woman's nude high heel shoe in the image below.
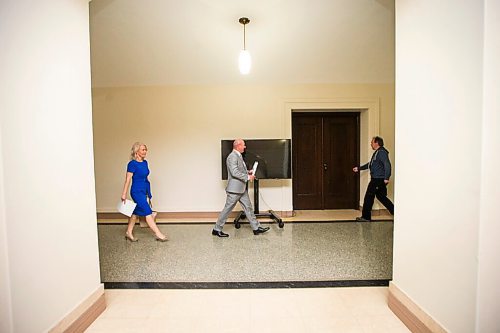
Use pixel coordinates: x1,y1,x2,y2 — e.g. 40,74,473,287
155,235,168,242
125,232,138,242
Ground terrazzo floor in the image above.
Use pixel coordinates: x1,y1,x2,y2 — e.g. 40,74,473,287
98,221,393,283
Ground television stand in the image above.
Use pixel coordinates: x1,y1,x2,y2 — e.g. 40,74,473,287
233,179,284,229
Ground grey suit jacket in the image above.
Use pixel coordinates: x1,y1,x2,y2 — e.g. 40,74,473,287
225,150,248,194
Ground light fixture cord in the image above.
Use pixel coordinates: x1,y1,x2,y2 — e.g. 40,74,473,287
243,24,246,50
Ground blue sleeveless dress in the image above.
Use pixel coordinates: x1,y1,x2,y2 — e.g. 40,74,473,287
127,160,153,216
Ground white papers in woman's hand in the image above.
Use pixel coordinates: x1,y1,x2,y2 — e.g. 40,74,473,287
118,200,136,217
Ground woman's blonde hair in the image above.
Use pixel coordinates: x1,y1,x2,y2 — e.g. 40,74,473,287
130,142,146,160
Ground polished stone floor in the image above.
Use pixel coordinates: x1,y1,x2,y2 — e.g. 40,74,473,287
87,287,410,333
98,221,393,283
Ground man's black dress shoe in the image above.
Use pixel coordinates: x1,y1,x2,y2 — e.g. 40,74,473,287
355,216,371,222
212,229,229,237
253,226,270,235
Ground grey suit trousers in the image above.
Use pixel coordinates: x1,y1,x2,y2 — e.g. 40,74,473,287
214,190,260,231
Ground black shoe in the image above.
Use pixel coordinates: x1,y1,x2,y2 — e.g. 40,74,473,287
355,216,371,222
253,226,270,235
212,229,229,237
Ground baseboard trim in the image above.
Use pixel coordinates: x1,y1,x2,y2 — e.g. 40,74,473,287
358,206,390,216
97,210,294,221
49,284,106,333
388,282,447,333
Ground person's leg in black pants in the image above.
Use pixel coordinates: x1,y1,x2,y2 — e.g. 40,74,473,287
375,180,394,215
361,179,378,220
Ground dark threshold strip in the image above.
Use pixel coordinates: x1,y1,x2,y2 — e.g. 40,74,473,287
98,220,394,225
104,280,390,289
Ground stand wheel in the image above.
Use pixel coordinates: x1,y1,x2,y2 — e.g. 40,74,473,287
235,222,241,229
278,221,284,228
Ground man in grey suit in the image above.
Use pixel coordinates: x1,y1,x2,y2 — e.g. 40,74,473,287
212,139,270,237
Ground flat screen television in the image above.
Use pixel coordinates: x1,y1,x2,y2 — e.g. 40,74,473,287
221,139,292,180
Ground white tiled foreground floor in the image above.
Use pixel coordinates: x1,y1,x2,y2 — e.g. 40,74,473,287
86,287,409,333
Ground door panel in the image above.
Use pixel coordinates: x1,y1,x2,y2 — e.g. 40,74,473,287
323,115,359,209
292,115,322,209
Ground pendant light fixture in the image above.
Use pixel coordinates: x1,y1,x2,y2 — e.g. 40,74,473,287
238,17,251,75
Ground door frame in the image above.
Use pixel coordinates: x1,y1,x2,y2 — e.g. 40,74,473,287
282,98,381,210
291,112,360,210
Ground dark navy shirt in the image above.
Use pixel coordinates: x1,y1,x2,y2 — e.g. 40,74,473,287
359,147,391,180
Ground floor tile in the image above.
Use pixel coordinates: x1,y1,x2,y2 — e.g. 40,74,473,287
87,288,408,333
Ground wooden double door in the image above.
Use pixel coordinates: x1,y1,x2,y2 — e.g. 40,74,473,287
292,112,360,210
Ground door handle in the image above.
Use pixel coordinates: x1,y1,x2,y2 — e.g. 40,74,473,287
323,163,328,170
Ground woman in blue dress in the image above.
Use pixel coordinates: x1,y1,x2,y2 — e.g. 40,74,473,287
121,142,167,242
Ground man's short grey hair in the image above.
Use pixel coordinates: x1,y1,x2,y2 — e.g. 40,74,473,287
233,139,244,149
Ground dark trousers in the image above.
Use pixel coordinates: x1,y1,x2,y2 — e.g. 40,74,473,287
362,178,394,220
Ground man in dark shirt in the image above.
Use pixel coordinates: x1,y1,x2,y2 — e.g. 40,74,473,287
353,136,394,221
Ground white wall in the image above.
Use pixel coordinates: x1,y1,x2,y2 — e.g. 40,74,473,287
92,84,394,213
0,0,102,332
394,0,493,331
476,0,500,331
0,133,13,333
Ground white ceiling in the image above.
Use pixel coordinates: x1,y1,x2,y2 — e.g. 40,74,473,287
89,0,394,87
